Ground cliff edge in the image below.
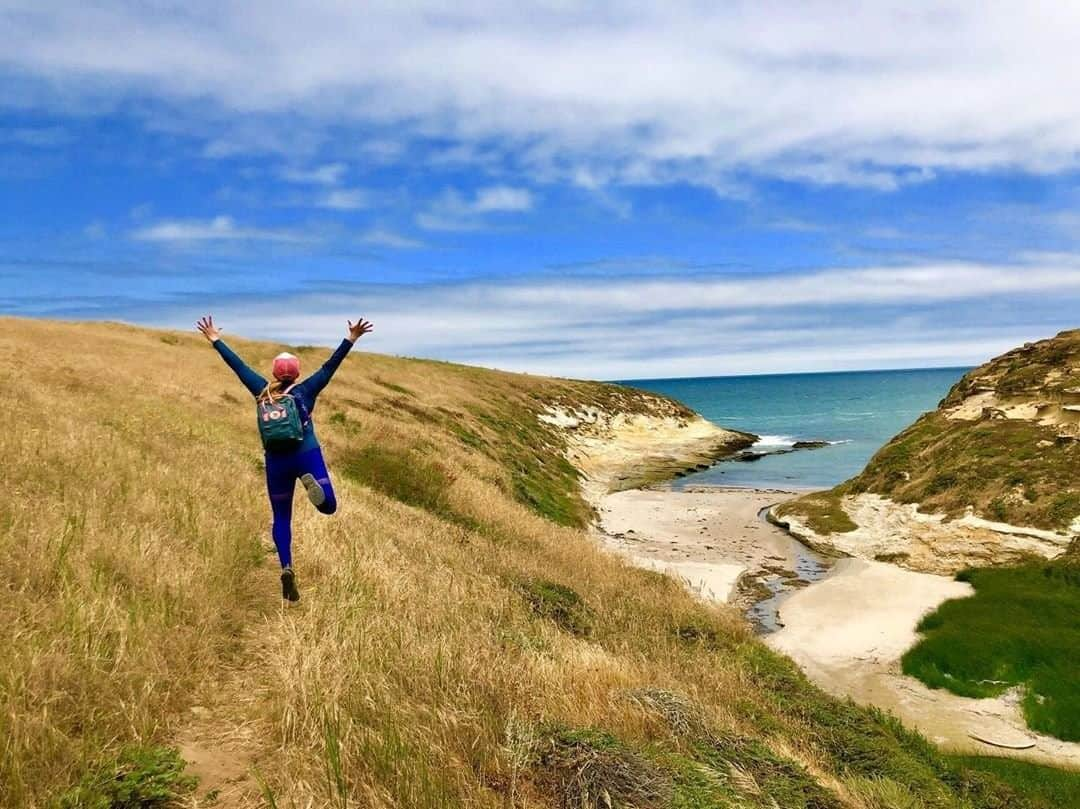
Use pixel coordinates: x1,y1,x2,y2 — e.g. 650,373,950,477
538,393,755,504
774,329,1080,573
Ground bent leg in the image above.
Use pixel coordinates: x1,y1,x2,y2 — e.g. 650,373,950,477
266,454,297,568
300,447,338,515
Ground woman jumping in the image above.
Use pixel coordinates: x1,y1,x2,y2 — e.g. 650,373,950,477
196,314,374,601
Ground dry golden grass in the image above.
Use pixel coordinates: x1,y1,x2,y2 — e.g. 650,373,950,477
0,317,1047,809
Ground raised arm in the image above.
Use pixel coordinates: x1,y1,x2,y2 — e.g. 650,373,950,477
196,315,267,397
295,318,374,399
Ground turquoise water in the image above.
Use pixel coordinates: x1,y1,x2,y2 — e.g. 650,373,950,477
619,367,969,490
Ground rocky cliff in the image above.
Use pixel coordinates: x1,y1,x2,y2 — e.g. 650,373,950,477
538,396,756,503
773,329,1080,573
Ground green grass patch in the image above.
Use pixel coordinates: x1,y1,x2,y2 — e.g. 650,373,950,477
372,376,415,396
946,756,1080,808
52,745,196,809
695,733,842,808
340,444,481,533
341,444,454,515
776,491,857,535
516,579,594,636
468,403,591,527
901,558,1080,741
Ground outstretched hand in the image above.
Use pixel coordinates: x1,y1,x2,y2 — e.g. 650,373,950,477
196,315,221,343
347,318,374,342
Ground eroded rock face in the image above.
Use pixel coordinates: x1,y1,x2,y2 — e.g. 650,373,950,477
539,403,755,503
774,493,1073,575
777,329,1080,571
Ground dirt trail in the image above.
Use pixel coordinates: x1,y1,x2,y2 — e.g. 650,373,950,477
173,567,289,808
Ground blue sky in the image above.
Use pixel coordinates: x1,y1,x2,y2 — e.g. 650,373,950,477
3,2,1080,379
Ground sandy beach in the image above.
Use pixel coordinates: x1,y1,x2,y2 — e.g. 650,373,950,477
594,485,827,616
595,483,1080,768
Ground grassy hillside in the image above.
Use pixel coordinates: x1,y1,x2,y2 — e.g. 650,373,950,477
0,317,1061,808
779,329,1080,535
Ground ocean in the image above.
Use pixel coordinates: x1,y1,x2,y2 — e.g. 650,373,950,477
619,367,970,490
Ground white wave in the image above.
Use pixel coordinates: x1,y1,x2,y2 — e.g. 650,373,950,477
752,435,852,448
753,435,796,447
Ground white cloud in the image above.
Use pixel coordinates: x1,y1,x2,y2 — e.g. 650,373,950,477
359,227,424,249
131,215,314,244
418,186,534,230
281,163,347,186
317,188,368,210
8,3,1080,189
472,186,533,212
165,257,1080,378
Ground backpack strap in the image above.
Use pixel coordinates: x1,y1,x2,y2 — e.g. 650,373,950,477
261,381,298,403
259,382,310,426
283,382,312,426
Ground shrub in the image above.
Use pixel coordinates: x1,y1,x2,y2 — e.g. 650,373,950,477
517,579,594,636
53,746,195,809
534,727,669,809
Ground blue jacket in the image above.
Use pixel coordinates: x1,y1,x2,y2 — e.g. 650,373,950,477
214,338,353,453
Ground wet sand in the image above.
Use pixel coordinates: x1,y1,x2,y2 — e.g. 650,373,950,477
594,486,829,624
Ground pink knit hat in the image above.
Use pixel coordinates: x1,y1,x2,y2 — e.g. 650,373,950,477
272,352,300,382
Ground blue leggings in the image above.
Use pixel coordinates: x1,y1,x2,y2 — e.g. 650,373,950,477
265,446,337,568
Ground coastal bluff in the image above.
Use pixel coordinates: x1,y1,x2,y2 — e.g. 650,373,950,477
773,329,1080,573
538,397,755,502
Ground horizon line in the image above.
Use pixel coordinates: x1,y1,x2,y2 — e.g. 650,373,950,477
613,363,974,385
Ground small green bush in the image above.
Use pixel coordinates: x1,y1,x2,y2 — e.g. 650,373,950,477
52,746,195,809
517,579,594,636
671,619,722,648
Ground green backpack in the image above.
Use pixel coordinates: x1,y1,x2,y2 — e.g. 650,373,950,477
257,384,306,452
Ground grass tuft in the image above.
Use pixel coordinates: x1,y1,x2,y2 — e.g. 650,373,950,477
52,746,196,809
517,579,595,636
534,726,670,809
775,491,857,535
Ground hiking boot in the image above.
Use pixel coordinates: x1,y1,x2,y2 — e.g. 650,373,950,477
300,473,326,508
280,566,300,602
